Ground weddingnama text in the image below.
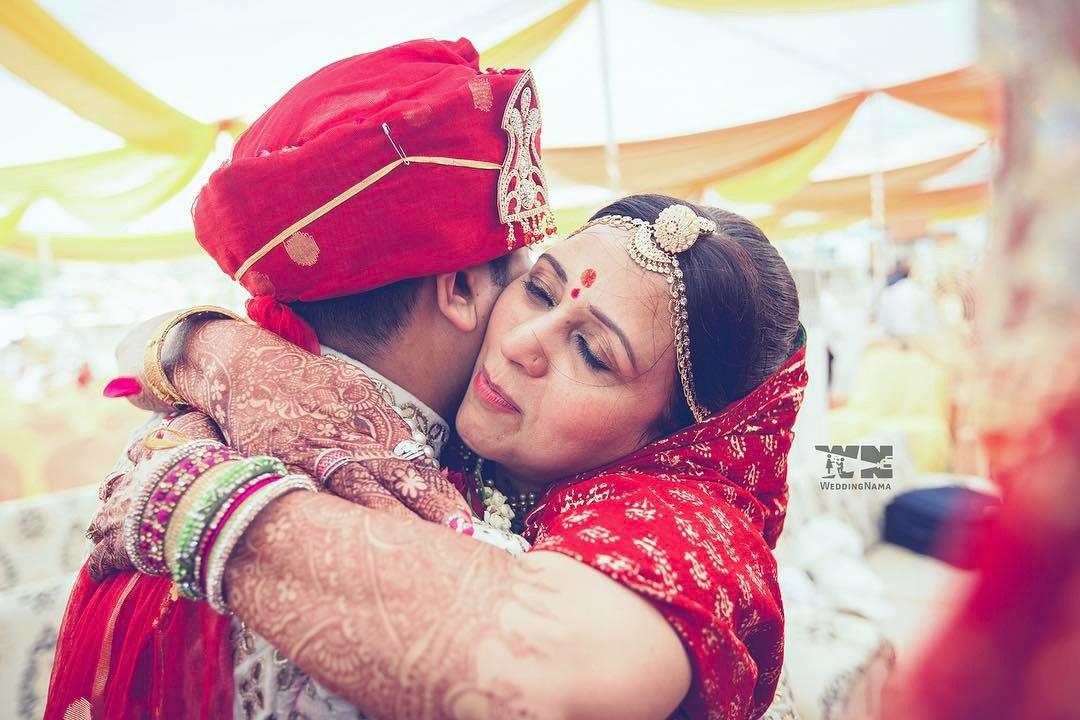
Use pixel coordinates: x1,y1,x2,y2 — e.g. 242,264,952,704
819,480,893,491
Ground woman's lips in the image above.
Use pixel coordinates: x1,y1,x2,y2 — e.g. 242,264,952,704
473,369,521,414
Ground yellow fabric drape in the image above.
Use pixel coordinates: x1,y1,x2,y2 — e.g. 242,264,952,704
0,200,202,262
709,116,850,203
0,204,28,239
545,93,865,192
0,142,215,224
889,183,988,220
883,67,1001,130
0,228,202,262
756,182,988,239
0,0,991,262
0,0,245,257
0,0,216,153
480,0,918,71
756,213,864,240
542,69,996,199
481,0,590,70
774,145,982,214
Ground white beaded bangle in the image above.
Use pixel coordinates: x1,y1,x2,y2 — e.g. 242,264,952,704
204,474,318,614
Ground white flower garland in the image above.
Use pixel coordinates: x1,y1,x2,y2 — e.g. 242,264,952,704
481,486,515,532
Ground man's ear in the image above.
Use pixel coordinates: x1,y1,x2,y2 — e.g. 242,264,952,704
434,270,480,334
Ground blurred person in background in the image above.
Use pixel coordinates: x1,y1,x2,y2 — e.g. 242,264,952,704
876,260,939,344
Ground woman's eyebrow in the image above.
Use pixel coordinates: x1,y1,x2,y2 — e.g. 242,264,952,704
587,304,637,371
536,253,567,282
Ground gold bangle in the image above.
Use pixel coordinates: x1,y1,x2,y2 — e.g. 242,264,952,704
143,305,245,409
141,424,192,451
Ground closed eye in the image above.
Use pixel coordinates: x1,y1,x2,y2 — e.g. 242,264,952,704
524,276,611,373
523,278,555,308
575,335,610,372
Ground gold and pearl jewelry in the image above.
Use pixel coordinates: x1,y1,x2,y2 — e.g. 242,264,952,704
569,205,716,423
472,457,537,533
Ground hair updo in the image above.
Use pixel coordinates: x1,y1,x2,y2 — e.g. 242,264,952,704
591,194,801,432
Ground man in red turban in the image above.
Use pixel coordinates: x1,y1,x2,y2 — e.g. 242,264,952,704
46,37,556,719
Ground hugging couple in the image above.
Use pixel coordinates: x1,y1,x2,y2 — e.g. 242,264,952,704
46,37,807,720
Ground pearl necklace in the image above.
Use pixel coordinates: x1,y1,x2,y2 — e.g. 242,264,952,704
472,457,538,534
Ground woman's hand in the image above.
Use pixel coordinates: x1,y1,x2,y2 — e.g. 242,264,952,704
172,319,471,525
113,315,471,526
84,411,440,580
85,412,225,580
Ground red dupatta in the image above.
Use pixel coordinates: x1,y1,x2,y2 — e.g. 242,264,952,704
523,345,808,719
44,570,233,719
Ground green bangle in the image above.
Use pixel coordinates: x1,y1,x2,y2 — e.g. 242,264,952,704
171,455,286,599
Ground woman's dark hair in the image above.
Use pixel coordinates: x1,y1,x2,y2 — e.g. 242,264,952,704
592,193,801,432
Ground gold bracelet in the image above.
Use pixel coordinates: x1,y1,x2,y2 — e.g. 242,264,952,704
143,305,245,409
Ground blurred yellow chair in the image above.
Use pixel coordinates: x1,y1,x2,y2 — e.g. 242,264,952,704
828,344,951,472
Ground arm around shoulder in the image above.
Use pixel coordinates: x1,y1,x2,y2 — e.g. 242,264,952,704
517,550,692,720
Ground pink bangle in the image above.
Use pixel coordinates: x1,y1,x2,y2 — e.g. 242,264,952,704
138,445,234,574
193,473,282,589
204,475,319,613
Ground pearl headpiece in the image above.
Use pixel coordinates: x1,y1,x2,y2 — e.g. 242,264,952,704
570,204,716,423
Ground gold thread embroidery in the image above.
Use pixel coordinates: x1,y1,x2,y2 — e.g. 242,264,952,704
469,76,494,111
403,104,433,127
244,270,276,296
497,70,555,249
62,699,92,720
237,659,265,720
232,620,256,664
284,230,320,267
90,573,141,704
233,156,500,282
63,698,92,720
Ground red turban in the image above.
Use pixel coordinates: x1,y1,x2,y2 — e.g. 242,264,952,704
192,38,555,352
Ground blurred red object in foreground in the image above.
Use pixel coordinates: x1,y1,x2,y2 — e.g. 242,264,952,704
885,1,1080,718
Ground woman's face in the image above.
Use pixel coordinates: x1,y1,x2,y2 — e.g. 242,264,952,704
455,225,677,484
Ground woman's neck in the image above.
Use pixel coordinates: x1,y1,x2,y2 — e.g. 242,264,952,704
492,463,549,499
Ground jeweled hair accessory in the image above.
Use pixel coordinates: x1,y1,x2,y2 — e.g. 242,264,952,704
571,204,717,423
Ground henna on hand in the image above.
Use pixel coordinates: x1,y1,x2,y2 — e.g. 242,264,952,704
226,492,559,720
86,411,226,581
157,319,471,525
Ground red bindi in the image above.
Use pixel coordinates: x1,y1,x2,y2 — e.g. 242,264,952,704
580,268,597,287
570,288,581,299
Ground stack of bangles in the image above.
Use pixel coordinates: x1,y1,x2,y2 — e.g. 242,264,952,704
123,441,319,613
